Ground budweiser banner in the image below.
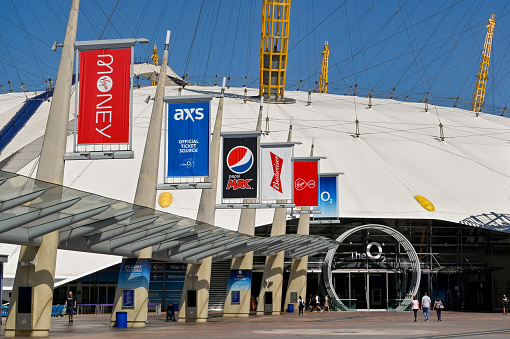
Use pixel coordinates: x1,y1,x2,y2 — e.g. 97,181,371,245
293,159,319,207
77,48,131,144
260,144,293,201
222,136,258,199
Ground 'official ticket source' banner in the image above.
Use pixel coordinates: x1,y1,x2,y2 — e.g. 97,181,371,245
318,176,338,217
77,48,131,144
293,160,319,207
222,137,258,199
260,146,292,200
167,101,210,177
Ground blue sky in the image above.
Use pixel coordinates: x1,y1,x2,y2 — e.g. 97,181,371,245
1,0,510,114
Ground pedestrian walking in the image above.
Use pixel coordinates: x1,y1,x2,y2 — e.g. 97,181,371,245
315,293,323,312
166,303,176,322
433,297,443,321
411,296,419,322
64,291,76,324
298,296,305,316
324,295,330,312
308,294,315,312
421,292,431,322
502,294,509,315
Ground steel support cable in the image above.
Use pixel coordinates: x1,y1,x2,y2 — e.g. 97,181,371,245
215,1,236,76
202,0,222,80
354,0,370,86
227,1,244,76
25,0,53,45
183,0,205,80
144,0,170,62
9,1,47,78
45,0,67,35
0,31,23,84
117,0,136,34
132,0,151,38
98,0,121,39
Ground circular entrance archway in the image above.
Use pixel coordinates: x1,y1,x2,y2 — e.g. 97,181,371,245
321,224,421,311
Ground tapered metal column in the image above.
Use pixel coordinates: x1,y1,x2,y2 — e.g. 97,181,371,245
5,1,80,336
256,121,292,316
108,31,170,328
178,79,225,323
284,142,314,311
223,98,264,317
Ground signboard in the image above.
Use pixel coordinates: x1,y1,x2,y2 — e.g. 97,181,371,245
318,176,338,217
293,160,319,207
122,289,135,308
226,269,252,291
77,48,131,144
260,145,293,201
222,137,258,199
231,291,241,304
166,100,210,177
117,258,151,289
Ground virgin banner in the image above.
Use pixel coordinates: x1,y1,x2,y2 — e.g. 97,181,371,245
222,136,258,199
293,160,319,207
77,48,131,144
260,146,292,201
167,100,210,177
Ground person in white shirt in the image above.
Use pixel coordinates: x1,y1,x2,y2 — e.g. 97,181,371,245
421,292,432,322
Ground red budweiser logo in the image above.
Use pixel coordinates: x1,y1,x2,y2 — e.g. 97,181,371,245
270,152,283,193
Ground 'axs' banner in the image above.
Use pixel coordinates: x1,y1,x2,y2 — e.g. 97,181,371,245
167,101,210,177
77,48,131,144
222,137,258,199
318,176,338,217
260,146,292,200
293,160,319,207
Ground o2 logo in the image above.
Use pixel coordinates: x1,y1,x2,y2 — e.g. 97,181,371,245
321,190,333,204
174,108,204,121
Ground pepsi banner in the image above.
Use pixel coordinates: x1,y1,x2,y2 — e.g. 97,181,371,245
260,145,293,201
77,48,131,144
222,136,258,199
167,100,210,177
318,175,338,217
293,160,319,207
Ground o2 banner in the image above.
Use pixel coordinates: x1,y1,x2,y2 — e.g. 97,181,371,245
318,176,338,217
167,101,210,177
117,258,151,290
77,48,131,144
222,136,258,199
260,145,293,201
293,159,319,207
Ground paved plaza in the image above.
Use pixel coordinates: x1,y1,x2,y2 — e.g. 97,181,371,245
3,311,510,338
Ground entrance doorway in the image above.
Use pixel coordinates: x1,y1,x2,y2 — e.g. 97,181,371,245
333,270,408,311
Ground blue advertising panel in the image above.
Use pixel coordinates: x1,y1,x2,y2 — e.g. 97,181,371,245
226,269,252,291
167,101,210,177
117,258,151,289
318,176,338,217
231,290,241,304
123,289,135,307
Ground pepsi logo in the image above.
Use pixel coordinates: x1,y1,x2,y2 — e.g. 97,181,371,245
227,146,253,174
97,75,112,92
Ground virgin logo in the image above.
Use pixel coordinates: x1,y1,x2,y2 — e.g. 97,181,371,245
295,178,316,191
270,152,283,193
97,75,112,92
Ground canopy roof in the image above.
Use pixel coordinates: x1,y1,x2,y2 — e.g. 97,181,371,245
0,170,337,264
133,62,187,87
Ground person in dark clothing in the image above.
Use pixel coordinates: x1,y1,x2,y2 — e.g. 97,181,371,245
308,294,315,312
64,291,76,323
298,296,305,316
166,303,176,322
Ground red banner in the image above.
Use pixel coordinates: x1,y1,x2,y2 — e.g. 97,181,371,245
294,160,319,207
77,48,131,144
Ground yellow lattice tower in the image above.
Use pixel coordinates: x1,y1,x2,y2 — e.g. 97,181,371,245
319,41,329,93
151,44,159,86
471,14,495,115
260,0,291,100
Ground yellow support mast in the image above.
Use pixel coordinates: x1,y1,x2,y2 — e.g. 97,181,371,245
318,41,329,93
260,0,291,100
151,44,159,86
471,14,495,115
